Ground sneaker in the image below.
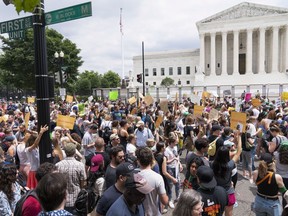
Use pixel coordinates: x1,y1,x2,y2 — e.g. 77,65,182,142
249,178,254,184
169,201,175,209
162,208,168,214
234,202,238,208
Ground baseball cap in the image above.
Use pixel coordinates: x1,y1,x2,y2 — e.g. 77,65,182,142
196,165,217,189
224,140,234,147
125,173,153,194
110,133,119,141
90,154,104,172
260,153,273,164
116,162,136,178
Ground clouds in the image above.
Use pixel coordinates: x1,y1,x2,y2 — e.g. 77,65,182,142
1,0,288,76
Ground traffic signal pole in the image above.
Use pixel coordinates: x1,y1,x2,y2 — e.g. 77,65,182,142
142,41,145,96
33,0,53,164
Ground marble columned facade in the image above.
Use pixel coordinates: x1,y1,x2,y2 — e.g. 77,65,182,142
196,2,288,86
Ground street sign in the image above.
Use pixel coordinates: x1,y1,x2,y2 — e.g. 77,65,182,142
45,2,92,25
0,16,32,34
8,30,25,39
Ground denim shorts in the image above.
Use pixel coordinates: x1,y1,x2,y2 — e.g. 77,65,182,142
253,194,282,216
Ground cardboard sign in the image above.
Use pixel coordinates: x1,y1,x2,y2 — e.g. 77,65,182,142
155,116,164,128
281,92,288,100
56,114,76,130
175,92,178,102
131,107,137,115
245,93,252,102
202,91,211,99
128,96,137,105
194,105,204,116
66,95,73,103
0,114,8,123
251,98,261,107
27,97,35,104
109,91,118,101
230,112,247,132
209,108,219,120
144,95,154,106
25,112,30,129
159,99,169,113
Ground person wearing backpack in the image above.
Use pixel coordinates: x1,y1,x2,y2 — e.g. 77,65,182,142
208,124,224,161
16,162,57,216
100,114,112,145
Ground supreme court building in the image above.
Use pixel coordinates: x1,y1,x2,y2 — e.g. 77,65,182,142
133,2,288,95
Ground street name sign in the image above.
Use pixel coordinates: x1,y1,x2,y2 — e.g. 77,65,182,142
45,2,92,25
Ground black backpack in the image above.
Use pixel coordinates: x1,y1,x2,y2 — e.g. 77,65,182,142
102,126,112,143
14,189,38,216
74,182,99,216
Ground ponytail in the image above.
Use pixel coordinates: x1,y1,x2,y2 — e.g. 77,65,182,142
258,160,268,179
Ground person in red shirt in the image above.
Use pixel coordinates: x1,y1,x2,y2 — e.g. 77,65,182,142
22,162,57,216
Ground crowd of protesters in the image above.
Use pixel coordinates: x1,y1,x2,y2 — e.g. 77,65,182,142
1,91,288,216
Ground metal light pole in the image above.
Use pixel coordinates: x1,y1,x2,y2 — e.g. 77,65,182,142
33,0,53,164
54,51,64,88
142,41,145,96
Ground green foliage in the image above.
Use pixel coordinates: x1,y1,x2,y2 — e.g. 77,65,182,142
161,77,174,87
13,0,40,14
0,28,83,91
75,78,91,95
102,71,121,88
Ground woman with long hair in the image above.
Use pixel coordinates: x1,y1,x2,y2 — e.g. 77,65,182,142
252,153,286,216
211,131,242,216
25,125,49,189
0,164,21,215
172,189,203,216
268,124,287,153
183,157,204,190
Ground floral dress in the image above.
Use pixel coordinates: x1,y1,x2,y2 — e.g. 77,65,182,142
0,182,21,215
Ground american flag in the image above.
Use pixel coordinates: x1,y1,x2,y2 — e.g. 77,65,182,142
120,8,123,35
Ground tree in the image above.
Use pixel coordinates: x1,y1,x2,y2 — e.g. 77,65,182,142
4,0,40,14
102,71,121,88
161,77,174,87
75,78,91,95
0,28,83,91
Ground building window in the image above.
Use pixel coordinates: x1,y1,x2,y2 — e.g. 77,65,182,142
218,63,220,68
145,68,149,76
153,68,157,76
186,80,190,85
207,64,210,68
146,82,148,86
177,67,182,75
169,67,173,75
178,80,181,85
161,68,165,76
153,82,156,85
186,66,190,75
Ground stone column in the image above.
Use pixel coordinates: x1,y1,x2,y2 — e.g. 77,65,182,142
222,31,227,75
199,33,205,74
210,32,216,75
285,26,288,73
246,29,253,74
233,30,239,74
272,26,279,73
258,28,266,73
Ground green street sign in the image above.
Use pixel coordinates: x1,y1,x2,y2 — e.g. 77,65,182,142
8,30,25,39
45,2,92,25
0,16,32,34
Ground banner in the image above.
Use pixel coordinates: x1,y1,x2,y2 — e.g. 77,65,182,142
27,97,35,104
209,108,219,120
230,112,247,132
194,105,204,116
251,98,261,107
155,116,163,128
66,95,73,103
109,91,118,101
56,114,76,130
144,95,154,106
128,96,137,105
25,112,30,129
159,99,169,113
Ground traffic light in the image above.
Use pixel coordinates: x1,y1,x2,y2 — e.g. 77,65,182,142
137,73,142,83
62,71,67,83
55,72,60,84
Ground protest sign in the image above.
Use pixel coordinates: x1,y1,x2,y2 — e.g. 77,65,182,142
109,91,118,101
27,97,35,104
251,98,261,107
230,112,247,132
209,108,219,120
245,93,252,102
56,114,76,130
144,95,154,106
235,99,242,112
190,94,201,104
160,99,169,113
128,96,137,105
66,95,73,103
194,105,204,116
131,107,137,115
281,92,288,100
155,116,163,128
88,95,93,102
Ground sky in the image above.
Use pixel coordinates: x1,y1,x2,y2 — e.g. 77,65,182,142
0,0,288,78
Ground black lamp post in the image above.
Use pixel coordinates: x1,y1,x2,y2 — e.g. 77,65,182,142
54,51,64,88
